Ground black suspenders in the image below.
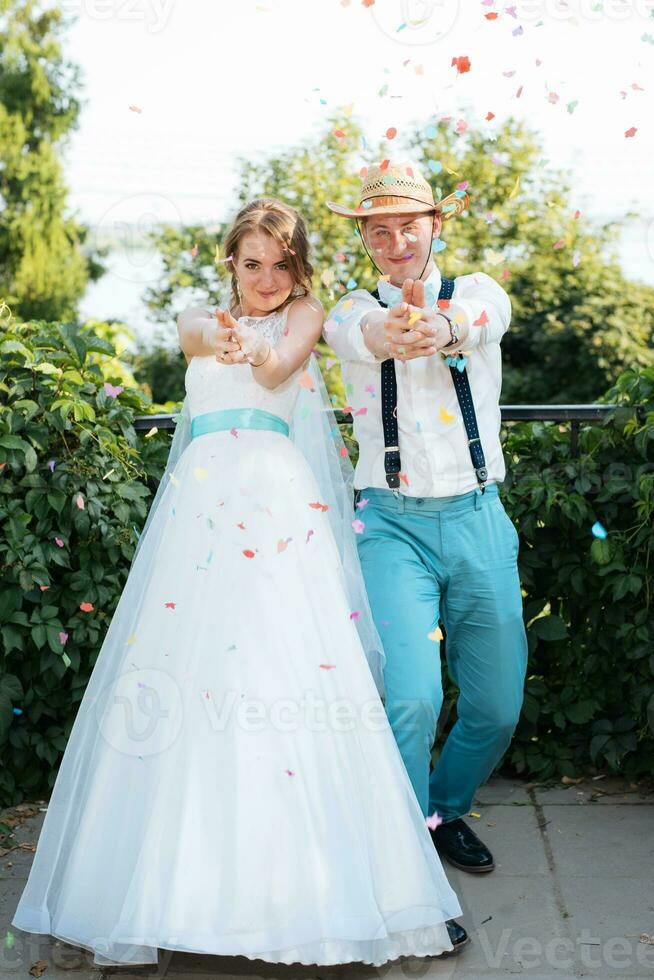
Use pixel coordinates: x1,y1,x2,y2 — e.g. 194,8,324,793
372,278,488,494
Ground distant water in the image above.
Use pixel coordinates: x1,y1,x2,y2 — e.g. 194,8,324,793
80,220,654,344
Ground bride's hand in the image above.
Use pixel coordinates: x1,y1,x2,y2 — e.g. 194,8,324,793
230,321,271,367
201,309,246,364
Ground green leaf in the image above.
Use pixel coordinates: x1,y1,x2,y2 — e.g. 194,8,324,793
531,615,568,641
590,538,613,565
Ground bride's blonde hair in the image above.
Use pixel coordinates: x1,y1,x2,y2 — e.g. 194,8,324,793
222,198,314,312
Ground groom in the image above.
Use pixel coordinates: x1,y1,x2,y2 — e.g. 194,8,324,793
325,161,528,879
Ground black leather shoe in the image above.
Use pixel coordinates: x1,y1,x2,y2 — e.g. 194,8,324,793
442,918,469,956
430,817,495,873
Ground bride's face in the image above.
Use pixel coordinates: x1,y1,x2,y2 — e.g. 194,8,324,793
234,231,294,316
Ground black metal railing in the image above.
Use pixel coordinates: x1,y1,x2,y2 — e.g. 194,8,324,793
134,405,645,459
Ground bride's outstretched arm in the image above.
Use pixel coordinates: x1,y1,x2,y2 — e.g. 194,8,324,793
234,295,324,390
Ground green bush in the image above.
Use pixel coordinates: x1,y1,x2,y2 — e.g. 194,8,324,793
495,365,654,780
0,304,170,806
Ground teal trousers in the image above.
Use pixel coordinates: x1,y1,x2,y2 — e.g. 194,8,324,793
355,483,528,822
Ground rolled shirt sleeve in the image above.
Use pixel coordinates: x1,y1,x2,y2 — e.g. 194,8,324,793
324,290,387,364
445,271,512,351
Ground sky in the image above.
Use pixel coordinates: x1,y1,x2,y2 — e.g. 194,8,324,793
56,0,654,295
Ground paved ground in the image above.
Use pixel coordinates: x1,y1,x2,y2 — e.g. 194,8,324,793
1,776,653,980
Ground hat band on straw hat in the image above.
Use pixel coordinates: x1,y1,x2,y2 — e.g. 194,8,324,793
361,194,436,212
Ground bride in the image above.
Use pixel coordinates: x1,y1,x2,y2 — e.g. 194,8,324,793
11,198,466,967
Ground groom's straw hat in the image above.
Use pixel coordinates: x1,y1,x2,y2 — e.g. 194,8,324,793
326,160,469,221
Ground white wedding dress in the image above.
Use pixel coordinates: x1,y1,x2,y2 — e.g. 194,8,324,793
11,306,462,967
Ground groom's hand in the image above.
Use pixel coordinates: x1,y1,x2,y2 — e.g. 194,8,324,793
386,278,452,357
383,280,440,361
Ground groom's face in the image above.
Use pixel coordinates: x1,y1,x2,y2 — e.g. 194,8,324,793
362,212,442,286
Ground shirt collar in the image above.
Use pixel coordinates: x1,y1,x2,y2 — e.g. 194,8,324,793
376,265,442,309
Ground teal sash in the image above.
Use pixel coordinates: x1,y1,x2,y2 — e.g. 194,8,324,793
190,407,290,439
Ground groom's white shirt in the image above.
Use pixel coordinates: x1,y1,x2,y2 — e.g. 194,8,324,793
325,266,511,498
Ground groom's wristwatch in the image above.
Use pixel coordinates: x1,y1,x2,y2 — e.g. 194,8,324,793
438,312,460,349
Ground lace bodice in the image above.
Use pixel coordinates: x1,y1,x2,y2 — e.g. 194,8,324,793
185,306,306,423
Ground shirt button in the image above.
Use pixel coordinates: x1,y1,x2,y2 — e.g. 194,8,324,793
416,498,424,505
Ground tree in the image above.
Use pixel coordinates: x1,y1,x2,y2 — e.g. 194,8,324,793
0,0,96,321
411,116,654,402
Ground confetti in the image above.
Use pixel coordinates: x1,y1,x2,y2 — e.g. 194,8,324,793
128,104,142,113
451,55,471,74
439,407,455,424
277,538,292,553
285,768,295,776
298,371,316,391
164,601,176,609
428,626,444,642
319,663,337,670
309,501,329,511
473,310,489,327
144,427,158,439
426,811,443,830
625,126,637,138
469,811,482,818
48,459,56,472
79,602,94,613
54,537,64,547
59,631,68,646
385,126,397,139
190,242,198,258
193,467,209,481
408,311,422,326
356,496,369,510
75,494,85,510
350,611,361,620
352,518,365,534
242,549,256,558
104,382,124,398
591,521,608,539
306,529,314,544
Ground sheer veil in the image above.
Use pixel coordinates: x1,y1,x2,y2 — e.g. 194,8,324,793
132,333,387,702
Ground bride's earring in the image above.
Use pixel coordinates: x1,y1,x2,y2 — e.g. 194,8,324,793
234,277,242,302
